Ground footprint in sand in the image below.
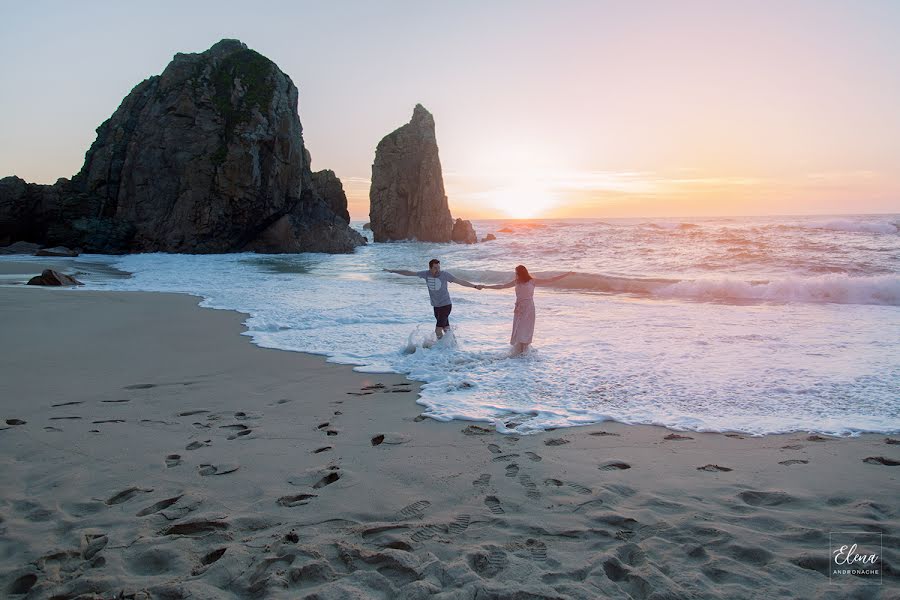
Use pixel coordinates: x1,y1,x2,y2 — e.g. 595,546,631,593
227,429,252,441
462,425,492,436
317,422,330,430
82,533,108,560
371,435,385,446
277,493,318,507
526,538,548,561
124,383,156,390
697,464,732,472
524,451,542,462
105,487,152,505
487,443,502,454
468,547,509,578
165,454,183,468
44,426,63,432
778,459,808,466
52,401,83,407
101,399,130,403
544,438,569,446
518,474,540,499
198,463,239,476
178,410,209,417
885,438,899,445
313,446,332,454
136,495,183,517
186,440,211,451
505,463,519,478
312,472,341,489
5,419,26,426
806,435,829,442
448,514,470,535
492,453,519,463
567,482,592,495
484,496,505,515
863,456,900,466
413,415,427,422
161,519,228,536
589,431,621,437
50,416,81,420
396,500,431,520
410,524,444,542
92,419,125,424
326,430,339,436
664,433,694,441
738,490,793,506
781,444,804,450
599,461,631,471
473,474,491,490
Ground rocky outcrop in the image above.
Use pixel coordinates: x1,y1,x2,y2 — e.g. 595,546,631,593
0,240,42,255
451,218,477,244
369,105,459,243
0,39,362,254
26,269,83,286
310,170,350,223
481,233,496,242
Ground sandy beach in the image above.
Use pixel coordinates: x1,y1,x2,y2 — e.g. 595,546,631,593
0,264,897,599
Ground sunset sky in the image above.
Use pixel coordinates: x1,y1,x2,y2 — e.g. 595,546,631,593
1,0,898,220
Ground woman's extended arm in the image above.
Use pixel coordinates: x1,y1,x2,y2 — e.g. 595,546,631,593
533,272,575,285
483,280,516,290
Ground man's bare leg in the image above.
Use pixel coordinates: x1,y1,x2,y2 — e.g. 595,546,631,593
435,327,444,339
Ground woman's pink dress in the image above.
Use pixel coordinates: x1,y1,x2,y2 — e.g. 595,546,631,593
510,280,536,345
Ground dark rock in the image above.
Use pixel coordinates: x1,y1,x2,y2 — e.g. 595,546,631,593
451,218,477,244
26,269,83,286
0,39,363,254
369,104,454,242
481,233,496,242
36,246,79,257
362,222,371,230
0,240,42,254
309,169,350,223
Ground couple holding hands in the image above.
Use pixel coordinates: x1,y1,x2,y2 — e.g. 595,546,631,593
384,259,573,356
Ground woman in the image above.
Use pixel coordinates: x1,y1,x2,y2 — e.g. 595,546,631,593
483,266,573,356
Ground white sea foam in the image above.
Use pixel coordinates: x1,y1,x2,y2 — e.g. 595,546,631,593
25,214,896,437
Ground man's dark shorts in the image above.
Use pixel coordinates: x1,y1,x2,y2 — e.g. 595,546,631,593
433,304,452,328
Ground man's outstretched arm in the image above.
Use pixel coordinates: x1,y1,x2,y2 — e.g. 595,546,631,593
447,274,482,289
383,269,418,276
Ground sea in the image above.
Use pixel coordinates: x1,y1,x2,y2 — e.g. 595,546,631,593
12,214,900,436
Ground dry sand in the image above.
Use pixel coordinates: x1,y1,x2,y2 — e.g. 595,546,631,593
0,265,897,599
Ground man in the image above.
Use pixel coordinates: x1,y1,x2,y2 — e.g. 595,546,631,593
384,259,483,339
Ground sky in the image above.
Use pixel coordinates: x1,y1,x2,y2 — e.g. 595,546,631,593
1,0,899,220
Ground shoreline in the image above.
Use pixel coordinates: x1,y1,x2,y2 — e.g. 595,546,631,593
1,264,898,598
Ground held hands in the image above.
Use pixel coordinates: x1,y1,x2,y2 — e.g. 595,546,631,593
475,284,485,290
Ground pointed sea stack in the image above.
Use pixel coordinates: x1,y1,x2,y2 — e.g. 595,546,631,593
369,104,474,243
0,39,364,254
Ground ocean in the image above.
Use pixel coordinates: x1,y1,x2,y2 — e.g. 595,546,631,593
30,214,900,436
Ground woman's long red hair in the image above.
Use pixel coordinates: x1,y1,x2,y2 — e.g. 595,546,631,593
515,265,532,283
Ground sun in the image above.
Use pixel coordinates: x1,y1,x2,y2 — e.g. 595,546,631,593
485,184,560,219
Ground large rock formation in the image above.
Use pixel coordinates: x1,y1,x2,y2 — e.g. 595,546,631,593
369,104,475,243
0,39,363,254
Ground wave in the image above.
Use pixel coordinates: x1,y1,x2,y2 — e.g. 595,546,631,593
811,219,899,234
468,270,900,306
